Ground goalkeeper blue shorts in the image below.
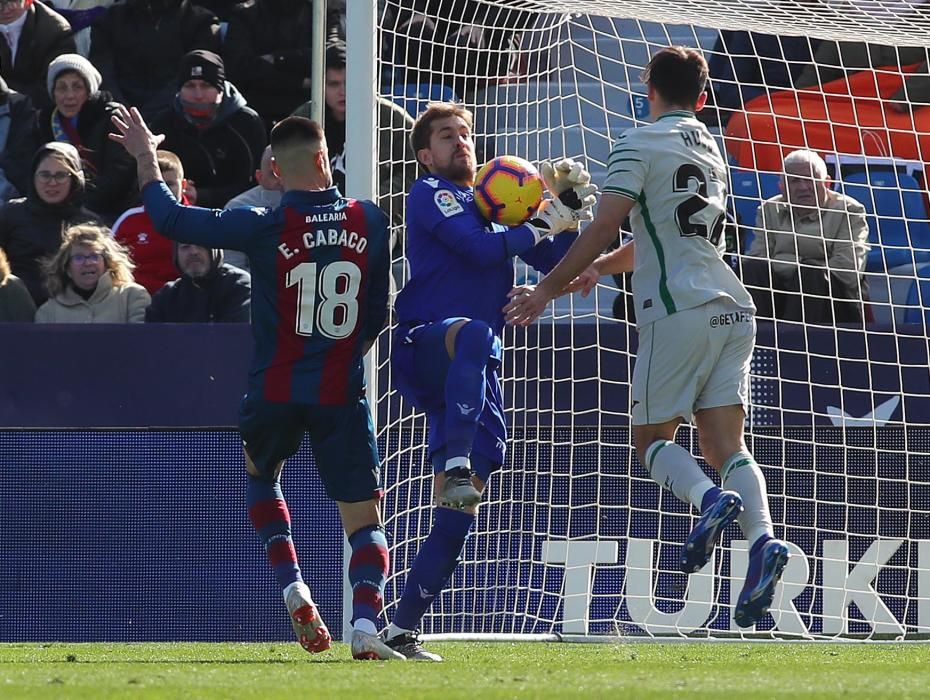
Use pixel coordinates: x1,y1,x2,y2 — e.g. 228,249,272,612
392,318,506,479
239,393,383,503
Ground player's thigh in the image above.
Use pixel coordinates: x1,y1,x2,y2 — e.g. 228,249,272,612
631,307,711,426
239,395,306,479
694,304,755,415
391,318,467,411
306,397,382,503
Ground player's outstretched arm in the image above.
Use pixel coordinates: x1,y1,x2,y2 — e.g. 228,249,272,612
504,193,634,326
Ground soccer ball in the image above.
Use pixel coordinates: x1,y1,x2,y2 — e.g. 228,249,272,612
473,156,544,226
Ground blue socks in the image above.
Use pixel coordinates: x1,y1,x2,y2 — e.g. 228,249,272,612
392,507,475,631
246,476,302,589
443,321,494,469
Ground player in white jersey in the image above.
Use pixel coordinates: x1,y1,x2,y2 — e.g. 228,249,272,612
505,46,789,629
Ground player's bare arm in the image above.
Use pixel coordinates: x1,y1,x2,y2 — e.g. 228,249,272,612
108,104,166,190
505,193,635,326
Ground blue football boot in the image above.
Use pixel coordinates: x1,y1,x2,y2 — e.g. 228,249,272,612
680,490,743,574
734,537,790,628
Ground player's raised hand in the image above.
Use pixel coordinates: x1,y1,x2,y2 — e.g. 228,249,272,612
108,104,165,159
541,158,592,196
504,284,551,326
526,183,598,242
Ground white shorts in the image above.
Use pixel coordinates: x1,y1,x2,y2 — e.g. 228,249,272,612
631,298,755,426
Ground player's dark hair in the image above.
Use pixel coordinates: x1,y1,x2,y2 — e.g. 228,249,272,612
642,46,708,109
271,116,325,153
410,101,473,169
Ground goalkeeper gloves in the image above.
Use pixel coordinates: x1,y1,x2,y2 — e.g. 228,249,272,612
541,158,592,196
526,183,598,243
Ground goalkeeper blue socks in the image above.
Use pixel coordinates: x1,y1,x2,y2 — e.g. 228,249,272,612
348,524,390,634
391,507,474,631
246,476,302,589
443,321,494,470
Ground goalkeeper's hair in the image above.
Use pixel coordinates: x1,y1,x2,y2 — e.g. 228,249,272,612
410,101,473,169
642,46,708,109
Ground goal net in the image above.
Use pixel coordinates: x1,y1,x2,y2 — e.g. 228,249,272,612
347,0,930,640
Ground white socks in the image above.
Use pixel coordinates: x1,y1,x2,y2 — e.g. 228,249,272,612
644,440,716,509
721,451,774,546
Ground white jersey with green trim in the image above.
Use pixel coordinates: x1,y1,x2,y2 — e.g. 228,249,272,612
602,110,754,327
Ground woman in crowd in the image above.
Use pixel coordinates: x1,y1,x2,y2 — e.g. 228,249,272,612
36,53,136,221
0,142,102,305
35,223,150,323
0,248,35,322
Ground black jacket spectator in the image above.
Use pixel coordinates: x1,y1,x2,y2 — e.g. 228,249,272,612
0,142,101,305
90,0,220,119
145,245,251,322
150,55,267,209
0,1,76,110
0,75,37,200
223,0,314,129
38,54,136,221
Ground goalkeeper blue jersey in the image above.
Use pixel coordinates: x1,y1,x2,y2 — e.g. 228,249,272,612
395,174,575,336
143,181,390,406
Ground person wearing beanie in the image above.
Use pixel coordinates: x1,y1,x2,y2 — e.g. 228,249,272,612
0,74,38,200
0,142,102,304
90,0,220,121
149,49,266,209
0,0,76,109
36,52,136,221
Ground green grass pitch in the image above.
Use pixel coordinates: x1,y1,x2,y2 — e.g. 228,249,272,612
0,641,925,699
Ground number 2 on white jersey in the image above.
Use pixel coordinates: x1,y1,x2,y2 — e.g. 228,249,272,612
286,261,361,339
673,163,726,246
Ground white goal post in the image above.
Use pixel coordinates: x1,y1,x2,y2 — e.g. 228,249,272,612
346,0,930,641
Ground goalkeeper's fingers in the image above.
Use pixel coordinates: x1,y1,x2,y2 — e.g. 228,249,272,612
566,161,591,186
540,161,558,195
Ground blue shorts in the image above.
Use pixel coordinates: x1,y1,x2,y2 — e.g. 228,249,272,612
392,318,506,480
239,394,382,503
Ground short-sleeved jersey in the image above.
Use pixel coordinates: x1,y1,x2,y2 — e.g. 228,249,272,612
602,111,754,327
143,182,391,406
395,174,574,336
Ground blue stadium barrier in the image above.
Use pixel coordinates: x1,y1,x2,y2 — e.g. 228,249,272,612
729,169,782,252
388,83,459,119
838,170,930,272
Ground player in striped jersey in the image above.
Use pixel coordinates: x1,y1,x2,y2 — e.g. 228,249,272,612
111,108,403,660
505,46,789,629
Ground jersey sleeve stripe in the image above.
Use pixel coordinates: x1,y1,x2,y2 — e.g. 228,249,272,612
603,186,638,200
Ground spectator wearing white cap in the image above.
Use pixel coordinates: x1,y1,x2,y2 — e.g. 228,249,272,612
35,52,136,221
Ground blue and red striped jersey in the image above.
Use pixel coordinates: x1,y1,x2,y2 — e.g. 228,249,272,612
143,182,390,405
395,174,576,336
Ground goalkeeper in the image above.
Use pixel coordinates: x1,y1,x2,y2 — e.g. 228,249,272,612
505,47,789,630
385,101,596,661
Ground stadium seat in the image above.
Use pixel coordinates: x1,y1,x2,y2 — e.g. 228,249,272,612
729,169,782,252
388,83,459,119
836,171,930,273
901,262,930,326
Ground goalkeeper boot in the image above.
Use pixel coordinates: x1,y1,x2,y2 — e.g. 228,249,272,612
382,629,443,662
734,537,790,628
283,581,331,653
351,629,406,661
438,466,481,508
680,490,743,574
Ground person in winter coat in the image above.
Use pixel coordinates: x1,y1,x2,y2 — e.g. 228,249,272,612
89,0,220,120
145,242,250,322
37,53,136,221
149,49,266,209
0,74,37,200
35,221,149,322
0,246,35,321
0,0,76,109
0,141,101,304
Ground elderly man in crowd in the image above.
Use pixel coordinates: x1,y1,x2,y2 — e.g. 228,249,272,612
741,149,870,324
